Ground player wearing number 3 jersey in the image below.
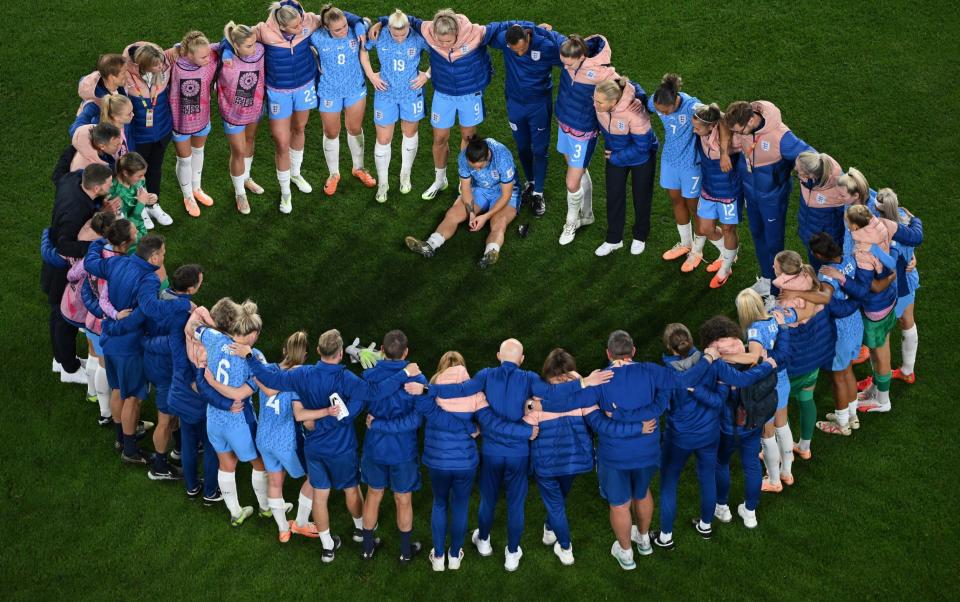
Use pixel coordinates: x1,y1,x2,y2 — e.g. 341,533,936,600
361,9,431,203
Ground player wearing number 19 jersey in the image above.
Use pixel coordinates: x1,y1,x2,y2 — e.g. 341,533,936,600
362,10,430,203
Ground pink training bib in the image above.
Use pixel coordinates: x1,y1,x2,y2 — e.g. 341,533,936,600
170,45,220,134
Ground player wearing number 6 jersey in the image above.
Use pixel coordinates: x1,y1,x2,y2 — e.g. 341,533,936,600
252,331,320,543
311,5,377,197
361,9,430,203
191,299,274,528
242,329,421,563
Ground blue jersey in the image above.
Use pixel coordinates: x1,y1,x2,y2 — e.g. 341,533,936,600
746,318,779,352
256,364,300,454
457,138,516,190
311,28,366,97
648,91,700,169
365,30,428,102
196,327,260,428
820,257,857,302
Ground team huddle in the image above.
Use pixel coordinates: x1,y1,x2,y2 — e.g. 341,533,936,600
41,1,924,573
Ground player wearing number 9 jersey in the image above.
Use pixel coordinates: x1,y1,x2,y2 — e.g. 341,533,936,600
193,298,272,528
253,331,322,543
310,5,377,197
361,9,431,203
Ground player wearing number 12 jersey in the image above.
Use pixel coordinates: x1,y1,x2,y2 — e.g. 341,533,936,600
361,9,430,203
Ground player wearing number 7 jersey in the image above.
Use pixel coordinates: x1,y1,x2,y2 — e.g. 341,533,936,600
241,328,422,563
311,5,377,197
251,331,321,543
361,9,431,203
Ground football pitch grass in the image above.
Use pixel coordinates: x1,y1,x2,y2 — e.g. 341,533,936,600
3,1,958,598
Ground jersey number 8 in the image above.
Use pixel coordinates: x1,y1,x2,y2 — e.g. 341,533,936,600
337,53,346,65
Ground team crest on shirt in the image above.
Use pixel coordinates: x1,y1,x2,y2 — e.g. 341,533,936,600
270,103,280,115
506,167,514,179
761,141,771,151
491,170,499,179
431,112,440,123
616,120,625,130
816,193,826,205
678,115,687,126
350,39,357,49
461,44,470,54
586,70,595,79
407,47,416,57
531,50,541,61
302,27,309,36
375,110,383,120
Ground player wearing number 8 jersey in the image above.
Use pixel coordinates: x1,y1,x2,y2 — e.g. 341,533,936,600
361,9,430,203
252,331,320,543
311,5,377,197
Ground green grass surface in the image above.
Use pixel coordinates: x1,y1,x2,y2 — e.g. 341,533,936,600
3,1,959,599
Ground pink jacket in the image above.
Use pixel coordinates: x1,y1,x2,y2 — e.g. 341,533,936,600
434,365,488,413
420,14,487,62
800,153,846,208
595,79,652,136
565,34,616,86
218,43,266,126
170,44,221,134
852,216,896,273
256,10,320,48
70,125,108,171
123,41,176,103
731,100,790,169
774,271,823,323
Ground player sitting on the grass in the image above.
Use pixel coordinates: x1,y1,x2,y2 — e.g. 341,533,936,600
238,328,422,563
404,136,520,269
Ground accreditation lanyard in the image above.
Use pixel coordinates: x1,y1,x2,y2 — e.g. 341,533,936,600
136,76,161,127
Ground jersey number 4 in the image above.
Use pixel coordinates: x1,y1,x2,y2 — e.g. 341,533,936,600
266,394,281,415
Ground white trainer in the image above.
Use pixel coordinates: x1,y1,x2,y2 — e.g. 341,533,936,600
52,359,62,373
559,220,580,245
279,195,292,214
290,174,312,193
60,366,88,385
428,549,445,572
447,548,463,570
375,184,389,204
504,546,523,572
421,179,448,200
399,174,412,194
145,203,173,226
714,503,733,523
471,529,492,556
553,542,574,566
610,541,636,571
542,525,557,545
737,503,758,528
595,241,623,256
141,207,155,230
631,239,646,255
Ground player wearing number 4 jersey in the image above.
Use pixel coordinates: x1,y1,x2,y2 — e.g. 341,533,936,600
405,137,519,269
361,10,430,203
191,299,276,528
242,329,420,563
311,5,377,198
250,331,320,543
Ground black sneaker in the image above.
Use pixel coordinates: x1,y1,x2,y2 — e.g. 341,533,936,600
97,415,113,427
352,527,365,543
478,249,499,269
361,537,383,560
148,464,184,481
651,530,675,550
521,181,535,203
203,488,223,506
399,541,422,564
322,534,342,564
121,450,151,465
530,192,546,217
690,518,712,540
404,236,435,258
186,484,202,499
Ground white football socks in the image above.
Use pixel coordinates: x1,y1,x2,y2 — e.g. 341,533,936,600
692,234,707,255
231,174,246,196
277,169,291,197
322,137,340,177
677,222,693,248
190,146,205,190
85,356,98,397
374,142,391,185
289,147,305,179
176,155,193,198
218,470,242,517
243,156,254,180
579,170,593,219
901,324,918,375
761,436,781,484
566,187,583,223
347,131,365,170
268,497,290,532
251,469,269,511
94,366,111,418
775,424,795,476
400,133,419,179
296,492,313,527
427,232,445,249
